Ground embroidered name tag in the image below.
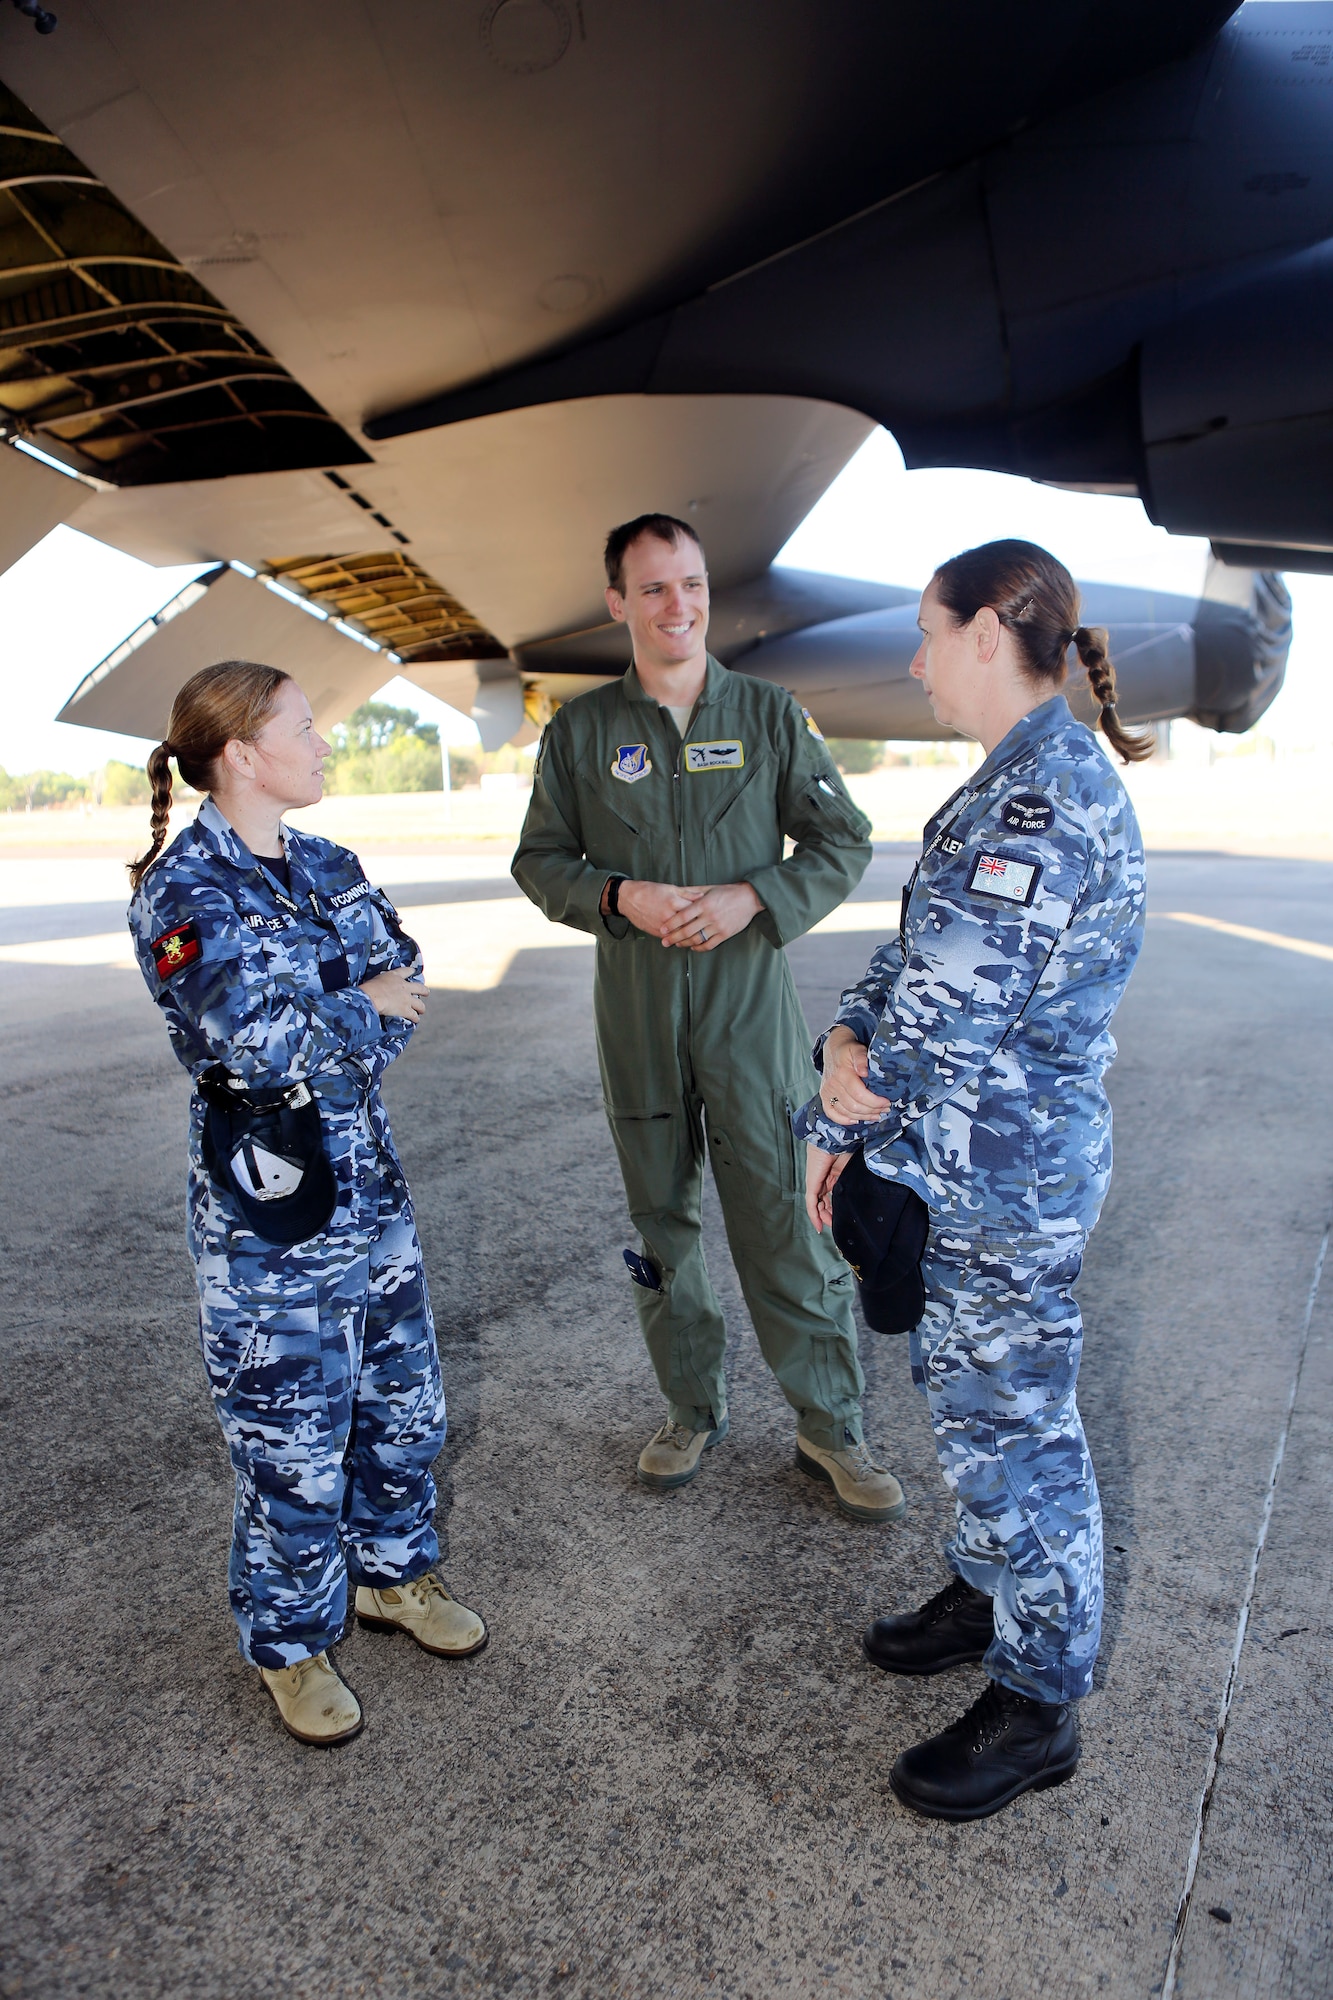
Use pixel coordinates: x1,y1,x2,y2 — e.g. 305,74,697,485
938,835,964,856
684,740,744,772
152,920,202,980
1000,792,1055,834
612,744,652,783
966,852,1042,906
328,877,372,910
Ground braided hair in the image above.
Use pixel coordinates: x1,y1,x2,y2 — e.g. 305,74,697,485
127,659,291,890
931,539,1156,764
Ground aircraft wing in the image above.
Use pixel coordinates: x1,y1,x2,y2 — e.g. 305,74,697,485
0,1,1311,746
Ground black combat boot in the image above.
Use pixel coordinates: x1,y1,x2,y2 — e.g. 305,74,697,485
890,1678,1080,1820
862,1574,994,1675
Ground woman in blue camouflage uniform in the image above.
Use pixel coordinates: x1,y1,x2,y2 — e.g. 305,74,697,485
800,541,1152,1820
128,659,486,1746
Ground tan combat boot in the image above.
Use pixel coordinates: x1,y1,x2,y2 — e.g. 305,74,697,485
796,1435,907,1522
259,1651,364,1745
355,1572,488,1657
636,1414,729,1491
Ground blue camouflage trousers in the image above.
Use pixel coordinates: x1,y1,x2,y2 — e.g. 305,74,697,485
189,1144,446,1670
910,1227,1103,1705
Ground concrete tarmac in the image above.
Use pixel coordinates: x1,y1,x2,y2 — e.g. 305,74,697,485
1,841,1330,2000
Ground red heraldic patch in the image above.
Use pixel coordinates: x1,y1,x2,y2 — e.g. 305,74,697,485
152,920,202,981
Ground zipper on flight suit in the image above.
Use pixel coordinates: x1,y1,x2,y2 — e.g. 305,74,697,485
672,715,692,1040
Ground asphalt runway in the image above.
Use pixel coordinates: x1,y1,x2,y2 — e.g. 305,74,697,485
2,840,1330,2000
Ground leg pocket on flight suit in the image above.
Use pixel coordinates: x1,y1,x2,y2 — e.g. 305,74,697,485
775,1092,803,1202
604,1103,695,1229
199,1320,259,1402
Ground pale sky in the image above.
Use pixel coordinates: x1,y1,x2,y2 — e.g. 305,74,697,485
1,425,1329,775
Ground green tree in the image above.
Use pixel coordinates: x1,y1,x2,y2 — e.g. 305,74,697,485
0,767,89,810
323,701,445,795
100,759,151,806
825,739,885,774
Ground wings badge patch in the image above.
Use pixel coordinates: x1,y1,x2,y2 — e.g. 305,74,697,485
965,852,1042,907
612,744,652,783
152,919,202,980
683,740,744,772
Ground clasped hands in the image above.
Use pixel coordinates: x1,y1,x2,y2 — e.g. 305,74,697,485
604,877,763,953
805,1023,888,1232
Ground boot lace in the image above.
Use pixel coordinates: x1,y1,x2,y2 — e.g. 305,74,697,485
407,1572,453,1605
952,1680,1015,1755
841,1440,886,1480
650,1421,697,1451
920,1575,985,1626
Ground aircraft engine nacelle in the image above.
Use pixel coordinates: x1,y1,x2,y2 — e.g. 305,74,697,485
729,564,1291,740
1142,238,1333,561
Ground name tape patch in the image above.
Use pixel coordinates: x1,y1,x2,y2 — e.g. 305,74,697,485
328,876,372,910
966,852,1042,907
152,919,202,980
242,912,289,934
684,739,744,772
938,835,964,856
612,743,652,783
1000,792,1054,834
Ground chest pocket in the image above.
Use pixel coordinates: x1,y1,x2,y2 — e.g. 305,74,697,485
696,746,771,837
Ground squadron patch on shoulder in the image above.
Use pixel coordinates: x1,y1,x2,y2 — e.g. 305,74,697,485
152,919,202,980
966,852,1042,907
612,743,652,783
684,739,744,772
801,707,825,740
1000,792,1055,834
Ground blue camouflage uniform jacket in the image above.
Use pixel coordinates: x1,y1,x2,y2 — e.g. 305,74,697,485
128,798,420,1186
794,696,1146,1240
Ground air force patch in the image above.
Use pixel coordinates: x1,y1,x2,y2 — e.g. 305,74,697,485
612,743,652,783
801,707,824,740
1000,792,1055,834
966,852,1042,906
684,739,744,772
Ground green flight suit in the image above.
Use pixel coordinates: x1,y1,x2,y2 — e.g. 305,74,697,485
512,654,873,1450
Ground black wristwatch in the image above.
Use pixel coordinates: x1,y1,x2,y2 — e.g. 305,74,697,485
605,875,627,917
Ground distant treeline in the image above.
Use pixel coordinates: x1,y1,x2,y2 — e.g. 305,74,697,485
3,704,921,811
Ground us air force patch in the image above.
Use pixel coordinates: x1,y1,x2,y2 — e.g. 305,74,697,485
966,852,1042,906
612,744,652,783
684,740,744,772
152,919,202,980
1000,792,1055,834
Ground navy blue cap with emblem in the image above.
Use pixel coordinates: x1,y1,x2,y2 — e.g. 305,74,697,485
198,1065,337,1244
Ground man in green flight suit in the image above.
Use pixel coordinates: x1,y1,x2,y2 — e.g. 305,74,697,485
512,513,905,1522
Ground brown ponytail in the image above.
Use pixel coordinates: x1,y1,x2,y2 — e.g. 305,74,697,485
1068,623,1155,764
129,741,176,890
931,539,1156,764
127,659,290,891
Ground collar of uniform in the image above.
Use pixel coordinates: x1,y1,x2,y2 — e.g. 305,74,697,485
196,795,291,879
622,652,727,708
970,694,1073,791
